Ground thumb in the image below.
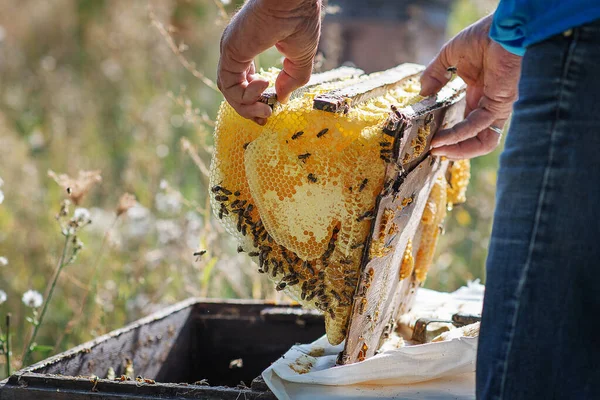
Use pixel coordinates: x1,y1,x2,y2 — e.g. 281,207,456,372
275,57,313,103
420,45,454,97
274,21,320,103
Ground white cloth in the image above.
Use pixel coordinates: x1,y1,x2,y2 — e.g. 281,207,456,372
262,283,484,400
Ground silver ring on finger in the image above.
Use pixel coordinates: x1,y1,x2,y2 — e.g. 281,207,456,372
489,125,504,135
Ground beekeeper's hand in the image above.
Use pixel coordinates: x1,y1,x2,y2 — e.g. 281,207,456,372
420,14,522,159
217,0,321,125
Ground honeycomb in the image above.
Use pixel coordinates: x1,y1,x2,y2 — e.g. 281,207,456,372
414,177,448,282
209,68,423,345
446,159,470,208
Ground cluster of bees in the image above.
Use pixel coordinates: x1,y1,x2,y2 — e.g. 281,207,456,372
211,181,358,323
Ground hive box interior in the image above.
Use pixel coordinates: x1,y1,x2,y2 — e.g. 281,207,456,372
0,300,324,399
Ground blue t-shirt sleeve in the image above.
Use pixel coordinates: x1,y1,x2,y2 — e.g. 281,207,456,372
489,0,600,56
490,17,527,56
489,1,528,56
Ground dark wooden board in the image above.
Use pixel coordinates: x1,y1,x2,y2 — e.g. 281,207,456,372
259,66,364,107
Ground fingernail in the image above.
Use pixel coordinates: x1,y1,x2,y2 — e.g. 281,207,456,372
261,107,272,118
255,117,267,126
430,140,442,149
419,79,433,97
278,94,290,104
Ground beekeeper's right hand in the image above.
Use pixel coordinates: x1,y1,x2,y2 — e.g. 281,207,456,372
217,0,322,125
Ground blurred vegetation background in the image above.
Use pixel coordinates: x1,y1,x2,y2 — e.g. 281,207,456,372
0,0,498,373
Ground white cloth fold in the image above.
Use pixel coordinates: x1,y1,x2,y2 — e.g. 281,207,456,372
262,283,484,400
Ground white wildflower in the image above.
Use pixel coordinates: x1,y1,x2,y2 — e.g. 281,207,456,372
22,290,43,308
156,219,182,245
0,190,4,205
125,203,153,239
159,179,168,190
155,192,181,214
73,207,91,222
0,176,4,187
0,290,6,305
0,256,7,266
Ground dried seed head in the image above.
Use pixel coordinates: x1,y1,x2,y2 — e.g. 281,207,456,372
116,193,137,217
48,170,102,205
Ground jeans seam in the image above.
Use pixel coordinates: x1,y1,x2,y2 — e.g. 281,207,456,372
496,32,579,400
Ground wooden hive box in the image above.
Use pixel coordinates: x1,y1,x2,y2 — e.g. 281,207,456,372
0,300,324,400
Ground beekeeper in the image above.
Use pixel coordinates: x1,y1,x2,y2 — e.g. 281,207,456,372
217,1,600,399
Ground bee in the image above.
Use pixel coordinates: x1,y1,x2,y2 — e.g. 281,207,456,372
246,204,254,213
215,195,229,202
67,187,72,195
291,131,304,140
359,178,368,192
259,245,272,252
328,308,336,319
339,257,353,265
330,290,342,302
380,154,393,163
356,209,375,222
305,291,317,302
230,199,242,208
241,224,247,236
390,104,402,118
351,241,365,250
446,66,458,75
380,141,391,147
302,260,315,275
307,173,318,183
248,251,259,257
298,153,312,163
287,278,300,286
237,246,245,253
211,185,232,195
218,204,229,219
276,282,287,291
234,190,241,196
345,278,358,288
194,250,207,261
243,142,250,150
316,128,329,138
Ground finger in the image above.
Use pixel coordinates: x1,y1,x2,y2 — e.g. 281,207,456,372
431,107,496,148
431,128,502,159
489,118,508,134
226,99,272,120
253,117,267,126
241,78,269,104
420,44,456,97
274,24,319,103
275,49,314,104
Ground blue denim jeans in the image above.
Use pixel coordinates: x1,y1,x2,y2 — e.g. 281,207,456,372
476,19,600,400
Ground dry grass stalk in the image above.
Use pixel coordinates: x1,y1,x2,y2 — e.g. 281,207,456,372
148,7,220,93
